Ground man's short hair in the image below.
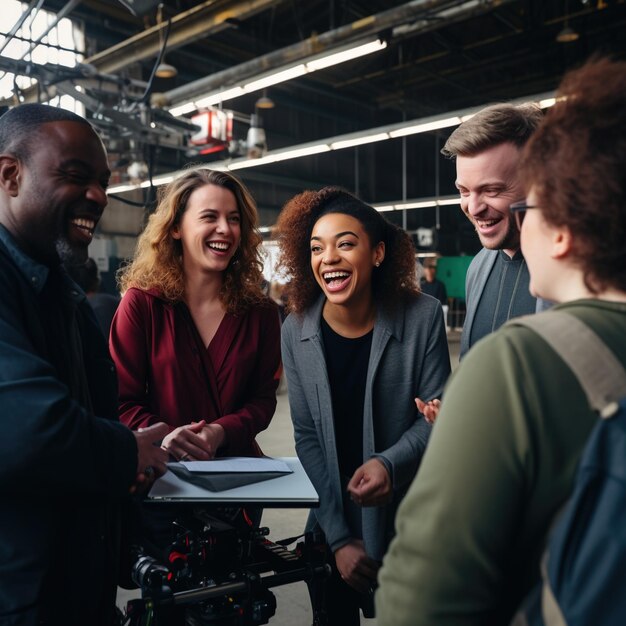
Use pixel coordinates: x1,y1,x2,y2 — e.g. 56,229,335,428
441,102,543,158
0,103,92,161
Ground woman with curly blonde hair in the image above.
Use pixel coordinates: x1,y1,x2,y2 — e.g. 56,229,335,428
111,168,280,464
276,186,450,625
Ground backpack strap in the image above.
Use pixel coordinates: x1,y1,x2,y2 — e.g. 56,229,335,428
510,311,626,418
509,311,626,626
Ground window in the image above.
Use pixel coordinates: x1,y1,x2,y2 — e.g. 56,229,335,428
0,1,85,113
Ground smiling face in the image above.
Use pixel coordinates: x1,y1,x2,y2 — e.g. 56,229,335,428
172,183,241,277
456,142,524,256
1,121,110,266
310,212,384,310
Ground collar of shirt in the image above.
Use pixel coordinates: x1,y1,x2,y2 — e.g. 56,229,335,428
0,223,50,294
0,224,85,304
498,248,524,263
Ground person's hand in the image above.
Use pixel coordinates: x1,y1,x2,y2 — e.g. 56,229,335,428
334,539,380,594
131,422,170,494
162,420,211,461
415,397,441,425
347,458,392,507
196,423,226,459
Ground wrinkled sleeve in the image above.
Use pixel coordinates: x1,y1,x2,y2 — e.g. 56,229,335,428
213,305,281,452
281,318,351,552
0,272,136,497
376,333,532,626
110,288,162,430
377,302,451,489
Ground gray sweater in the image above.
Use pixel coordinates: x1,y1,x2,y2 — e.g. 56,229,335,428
281,293,451,560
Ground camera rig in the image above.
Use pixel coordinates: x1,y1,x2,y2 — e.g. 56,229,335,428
121,507,330,626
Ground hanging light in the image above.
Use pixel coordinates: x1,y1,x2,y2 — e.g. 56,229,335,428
255,91,275,109
156,61,178,78
556,23,579,43
557,0,579,43
155,3,177,78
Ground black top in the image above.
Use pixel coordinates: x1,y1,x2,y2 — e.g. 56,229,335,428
321,317,373,478
470,249,537,348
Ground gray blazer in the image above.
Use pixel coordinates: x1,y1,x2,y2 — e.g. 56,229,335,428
281,294,451,561
460,248,549,358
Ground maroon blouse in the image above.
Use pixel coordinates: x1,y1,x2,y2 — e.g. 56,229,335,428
109,287,281,456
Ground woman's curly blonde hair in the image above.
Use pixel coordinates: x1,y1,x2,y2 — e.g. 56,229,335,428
118,168,267,314
275,186,420,314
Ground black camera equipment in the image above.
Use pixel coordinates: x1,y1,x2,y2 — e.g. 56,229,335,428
121,507,330,626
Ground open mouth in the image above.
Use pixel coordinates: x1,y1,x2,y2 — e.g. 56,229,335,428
69,217,96,243
206,241,231,254
475,218,500,229
322,270,352,292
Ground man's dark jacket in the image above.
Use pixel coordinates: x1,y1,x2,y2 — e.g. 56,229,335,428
0,229,137,626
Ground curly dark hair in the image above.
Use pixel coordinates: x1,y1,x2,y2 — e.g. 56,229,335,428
520,56,626,294
275,186,419,314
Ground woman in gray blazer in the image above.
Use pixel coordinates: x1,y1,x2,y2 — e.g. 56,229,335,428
276,187,451,625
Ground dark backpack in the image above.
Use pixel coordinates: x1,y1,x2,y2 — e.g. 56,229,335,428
510,311,626,626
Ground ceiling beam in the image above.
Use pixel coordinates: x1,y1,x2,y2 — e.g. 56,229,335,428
164,0,517,108
9,0,288,104
86,0,287,75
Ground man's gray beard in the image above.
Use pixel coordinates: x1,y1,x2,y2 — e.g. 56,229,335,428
56,237,87,266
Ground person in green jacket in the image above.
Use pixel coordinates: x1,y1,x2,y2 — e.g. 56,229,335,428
376,56,626,626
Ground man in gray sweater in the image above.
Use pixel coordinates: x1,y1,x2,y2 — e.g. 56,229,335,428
442,103,544,358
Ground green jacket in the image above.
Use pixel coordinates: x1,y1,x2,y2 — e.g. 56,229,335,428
377,299,626,626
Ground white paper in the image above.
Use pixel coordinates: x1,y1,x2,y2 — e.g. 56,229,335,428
181,456,293,474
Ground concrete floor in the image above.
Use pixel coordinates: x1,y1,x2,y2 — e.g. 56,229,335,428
117,331,461,624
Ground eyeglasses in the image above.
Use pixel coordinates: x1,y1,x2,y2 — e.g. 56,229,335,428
509,201,539,230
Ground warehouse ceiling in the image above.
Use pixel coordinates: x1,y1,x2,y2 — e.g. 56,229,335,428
4,0,626,254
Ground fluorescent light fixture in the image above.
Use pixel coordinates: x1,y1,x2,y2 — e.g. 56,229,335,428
244,65,307,93
228,143,330,170
139,174,174,188
330,132,390,150
399,200,439,210
372,195,460,212
108,183,138,194
389,116,462,138
169,102,197,117
538,97,556,109
118,92,554,193
306,40,387,71
168,38,386,116
272,144,331,161
195,86,246,108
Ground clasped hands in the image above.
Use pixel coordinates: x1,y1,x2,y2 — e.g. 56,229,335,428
161,420,226,463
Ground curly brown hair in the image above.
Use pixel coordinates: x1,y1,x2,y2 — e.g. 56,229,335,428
118,168,267,313
520,57,626,294
275,186,419,314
